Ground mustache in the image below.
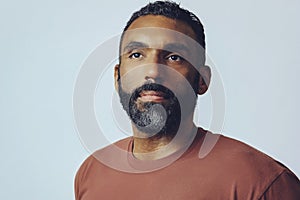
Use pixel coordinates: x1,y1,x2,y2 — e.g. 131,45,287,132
131,83,175,101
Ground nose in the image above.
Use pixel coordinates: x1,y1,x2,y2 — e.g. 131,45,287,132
145,65,160,81
144,55,163,83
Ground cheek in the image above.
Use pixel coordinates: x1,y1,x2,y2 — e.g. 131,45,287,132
163,71,197,97
119,66,145,93
178,66,199,88
187,71,199,91
119,64,197,96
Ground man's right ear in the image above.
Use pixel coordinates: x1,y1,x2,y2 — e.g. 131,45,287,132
114,64,120,92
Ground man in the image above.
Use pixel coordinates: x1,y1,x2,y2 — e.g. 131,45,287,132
75,1,300,199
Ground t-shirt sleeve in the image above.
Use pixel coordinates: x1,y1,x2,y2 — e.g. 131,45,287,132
74,163,84,200
259,170,300,200
74,156,93,200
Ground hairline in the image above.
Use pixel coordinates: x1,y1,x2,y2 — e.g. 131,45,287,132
118,14,199,65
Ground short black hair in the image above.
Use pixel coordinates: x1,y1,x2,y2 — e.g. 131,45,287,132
119,1,206,66
123,1,205,49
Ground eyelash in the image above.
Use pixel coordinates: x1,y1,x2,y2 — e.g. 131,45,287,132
128,52,184,63
167,55,182,61
129,52,142,59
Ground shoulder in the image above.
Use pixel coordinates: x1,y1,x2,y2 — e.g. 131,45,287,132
74,137,132,199
209,133,300,198
260,169,300,199
214,134,287,174
75,137,132,184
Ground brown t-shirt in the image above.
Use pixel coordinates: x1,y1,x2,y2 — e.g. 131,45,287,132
75,129,300,199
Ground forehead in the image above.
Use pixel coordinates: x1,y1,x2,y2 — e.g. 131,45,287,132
126,15,197,39
121,15,199,52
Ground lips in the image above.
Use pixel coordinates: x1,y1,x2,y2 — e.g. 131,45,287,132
138,91,167,102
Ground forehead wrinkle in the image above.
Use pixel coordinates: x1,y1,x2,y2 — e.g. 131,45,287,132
121,28,192,51
122,40,191,54
163,43,191,54
123,41,149,53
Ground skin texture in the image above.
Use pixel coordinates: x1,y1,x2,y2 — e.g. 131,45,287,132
114,15,211,160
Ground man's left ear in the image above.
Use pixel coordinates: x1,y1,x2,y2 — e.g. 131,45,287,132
197,65,211,95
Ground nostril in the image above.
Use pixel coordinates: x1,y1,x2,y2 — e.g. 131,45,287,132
145,77,162,84
145,77,155,83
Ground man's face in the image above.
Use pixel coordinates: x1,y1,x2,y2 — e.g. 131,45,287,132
116,15,202,137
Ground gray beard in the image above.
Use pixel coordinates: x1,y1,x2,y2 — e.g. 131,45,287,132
118,82,181,137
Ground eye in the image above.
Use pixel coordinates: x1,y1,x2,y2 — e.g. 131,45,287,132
168,55,182,62
129,52,142,59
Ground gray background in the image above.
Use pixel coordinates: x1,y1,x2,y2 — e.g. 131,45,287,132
1,0,299,199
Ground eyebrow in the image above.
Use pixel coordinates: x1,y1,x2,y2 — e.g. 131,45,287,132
123,41,149,53
122,41,190,54
163,43,190,54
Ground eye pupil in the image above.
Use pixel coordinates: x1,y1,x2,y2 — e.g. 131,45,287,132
170,55,180,61
133,53,140,58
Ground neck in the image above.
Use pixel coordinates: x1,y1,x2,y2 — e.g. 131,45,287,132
132,115,197,160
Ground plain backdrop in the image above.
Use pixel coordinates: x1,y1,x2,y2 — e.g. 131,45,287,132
1,0,299,199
